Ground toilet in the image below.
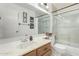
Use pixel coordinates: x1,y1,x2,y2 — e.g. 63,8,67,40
53,43,67,56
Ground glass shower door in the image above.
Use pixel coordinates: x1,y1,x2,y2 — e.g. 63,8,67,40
54,10,79,48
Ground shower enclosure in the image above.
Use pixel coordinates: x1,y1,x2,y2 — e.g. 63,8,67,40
53,9,79,48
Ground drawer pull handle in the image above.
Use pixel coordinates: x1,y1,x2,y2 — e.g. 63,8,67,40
44,48,48,51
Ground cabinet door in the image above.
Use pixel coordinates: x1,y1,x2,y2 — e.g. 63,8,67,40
23,50,36,56
43,50,52,56
37,43,51,56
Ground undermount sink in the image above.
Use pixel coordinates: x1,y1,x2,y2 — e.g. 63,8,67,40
17,41,37,49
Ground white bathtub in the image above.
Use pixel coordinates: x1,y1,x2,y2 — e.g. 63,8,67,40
53,43,79,56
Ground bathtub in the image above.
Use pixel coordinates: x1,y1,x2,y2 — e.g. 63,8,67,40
53,43,79,56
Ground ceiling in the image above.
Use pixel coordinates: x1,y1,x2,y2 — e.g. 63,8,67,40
16,3,75,17
52,3,74,12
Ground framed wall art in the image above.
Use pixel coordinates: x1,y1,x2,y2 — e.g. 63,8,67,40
23,11,27,23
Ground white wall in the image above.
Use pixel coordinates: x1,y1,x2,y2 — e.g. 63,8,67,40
0,3,38,39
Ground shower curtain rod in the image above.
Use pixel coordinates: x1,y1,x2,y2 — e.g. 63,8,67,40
52,3,78,12
52,3,79,16
54,7,79,16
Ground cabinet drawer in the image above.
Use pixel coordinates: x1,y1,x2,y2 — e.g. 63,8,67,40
43,50,52,56
23,50,36,56
37,43,51,56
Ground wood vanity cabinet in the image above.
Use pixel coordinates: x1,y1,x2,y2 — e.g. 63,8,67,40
37,43,52,56
23,43,52,56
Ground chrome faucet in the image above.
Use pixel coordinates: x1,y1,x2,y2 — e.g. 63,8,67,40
21,38,27,42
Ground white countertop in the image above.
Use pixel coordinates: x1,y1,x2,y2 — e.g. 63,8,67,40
0,36,51,56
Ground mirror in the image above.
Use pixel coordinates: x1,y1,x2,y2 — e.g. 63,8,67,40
0,3,38,40
0,3,50,41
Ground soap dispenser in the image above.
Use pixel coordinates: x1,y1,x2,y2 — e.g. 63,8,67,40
29,36,33,41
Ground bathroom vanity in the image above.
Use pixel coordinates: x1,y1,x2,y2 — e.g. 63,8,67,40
0,36,52,56
23,43,52,56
